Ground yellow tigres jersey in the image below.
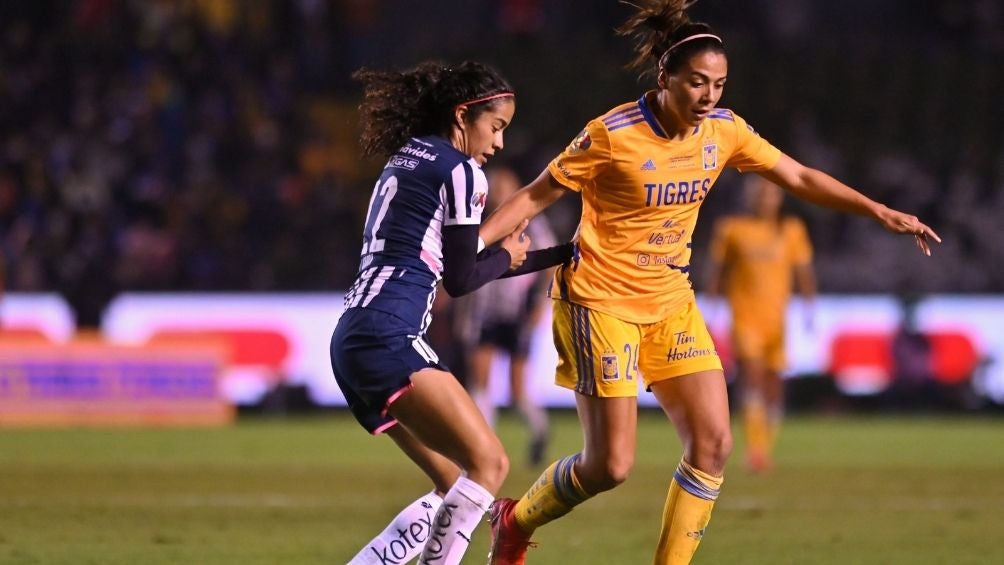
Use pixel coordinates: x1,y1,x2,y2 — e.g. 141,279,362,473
547,92,782,324
709,215,813,328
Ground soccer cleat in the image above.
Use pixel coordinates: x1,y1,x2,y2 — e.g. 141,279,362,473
487,498,535,564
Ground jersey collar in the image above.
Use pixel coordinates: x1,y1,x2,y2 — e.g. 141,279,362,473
637,92,701,140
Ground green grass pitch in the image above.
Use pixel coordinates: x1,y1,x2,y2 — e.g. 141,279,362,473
1,411,1002,564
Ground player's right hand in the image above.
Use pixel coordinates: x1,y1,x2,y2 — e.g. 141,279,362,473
501,219,531,270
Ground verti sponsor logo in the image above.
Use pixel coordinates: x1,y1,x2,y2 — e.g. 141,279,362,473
648,230,685,246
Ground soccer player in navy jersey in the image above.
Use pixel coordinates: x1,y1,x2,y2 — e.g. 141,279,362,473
332,61,572,565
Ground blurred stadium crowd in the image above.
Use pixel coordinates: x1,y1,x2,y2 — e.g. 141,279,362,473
1,0,1003,326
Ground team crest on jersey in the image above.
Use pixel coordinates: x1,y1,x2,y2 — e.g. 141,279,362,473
601,350,620,381
471,191,487,209
702,143,717,170
567,129,592,155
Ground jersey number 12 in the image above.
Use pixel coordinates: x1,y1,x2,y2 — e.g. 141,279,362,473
361,175,399,255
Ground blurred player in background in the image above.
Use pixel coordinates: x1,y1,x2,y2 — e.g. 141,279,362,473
705,176,816,473
331,60,571,565
0,253,5,328
466,167,556,468
478,1,940,563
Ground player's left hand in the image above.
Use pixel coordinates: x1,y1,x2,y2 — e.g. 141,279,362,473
877,208,941,256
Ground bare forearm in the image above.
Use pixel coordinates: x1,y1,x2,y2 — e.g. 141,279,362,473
796,264,816,300
480,170,568,246
481,190,544,246
780,167,884,218
704,261,724,297
763,153,940,255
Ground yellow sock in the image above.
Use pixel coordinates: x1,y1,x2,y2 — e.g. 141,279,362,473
513,453,591,533
744,395,769,460
654,459,723,565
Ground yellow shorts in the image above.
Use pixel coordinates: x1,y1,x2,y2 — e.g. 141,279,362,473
731,320,786,373
552,299,723,397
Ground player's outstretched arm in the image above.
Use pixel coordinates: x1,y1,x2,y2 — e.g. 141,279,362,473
480,170,569,247
759,153,942,256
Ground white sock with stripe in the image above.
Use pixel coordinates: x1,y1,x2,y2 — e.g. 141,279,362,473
418,476,494,564
347,490,442,565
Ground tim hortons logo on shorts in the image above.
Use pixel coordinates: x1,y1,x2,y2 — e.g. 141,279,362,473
365,504,436,564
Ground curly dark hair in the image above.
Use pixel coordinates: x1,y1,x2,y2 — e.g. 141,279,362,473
617,0,724,78
352,61,514,157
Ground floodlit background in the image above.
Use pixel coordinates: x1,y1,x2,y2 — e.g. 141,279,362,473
1,1,1003,563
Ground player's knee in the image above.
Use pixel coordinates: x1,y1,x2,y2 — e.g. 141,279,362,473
579,454,633,492
691,427,732,473
468,442,510,492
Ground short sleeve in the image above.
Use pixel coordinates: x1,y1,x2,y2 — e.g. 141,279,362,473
725,113,782,173
443,160,489,226
546,119,612,193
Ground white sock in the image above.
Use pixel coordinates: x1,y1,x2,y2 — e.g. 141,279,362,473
348,491,443,565
470,386,497,428
418,476,494,564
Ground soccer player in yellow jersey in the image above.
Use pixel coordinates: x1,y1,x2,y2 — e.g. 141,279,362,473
479,1,940,563
706,177,817,473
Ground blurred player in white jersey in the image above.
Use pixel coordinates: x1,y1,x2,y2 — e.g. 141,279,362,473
467,167,556,467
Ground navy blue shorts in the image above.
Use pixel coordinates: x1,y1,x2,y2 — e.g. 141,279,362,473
330,307,446,434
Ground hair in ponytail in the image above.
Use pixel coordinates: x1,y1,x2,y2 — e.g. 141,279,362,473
617,0,724,78
353,61,514,157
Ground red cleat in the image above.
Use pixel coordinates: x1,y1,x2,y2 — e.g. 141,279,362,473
487,498,535,564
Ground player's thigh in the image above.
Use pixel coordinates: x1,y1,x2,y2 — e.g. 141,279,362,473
650,369,731,472
575,393,638,471
764,328,787,375
731,323,765,367
552,300,644,398
388,368,504,471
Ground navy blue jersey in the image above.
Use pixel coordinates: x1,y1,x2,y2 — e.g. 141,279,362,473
343,136,489,335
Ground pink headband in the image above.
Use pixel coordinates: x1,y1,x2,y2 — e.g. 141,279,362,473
458,92,515,107
660,33,723,65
